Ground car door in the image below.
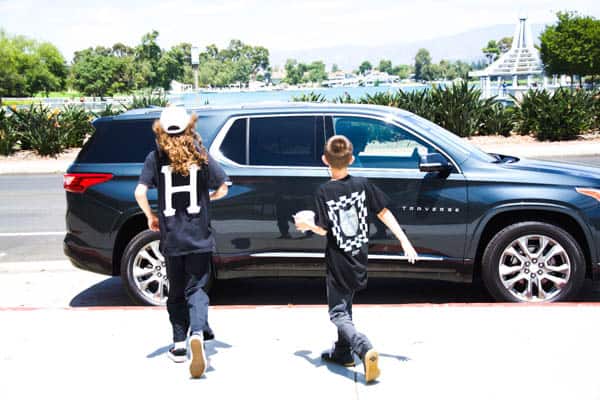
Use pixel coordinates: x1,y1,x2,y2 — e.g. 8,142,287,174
209,114,330,278
327,114,468,281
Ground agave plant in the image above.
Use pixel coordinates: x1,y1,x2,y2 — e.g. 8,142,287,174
0,107,18,155
59,105,94,148
332,93,356,104
94,103,125,118
291,91,327,102
395,89,434,120
428,81,495,138
513,88,595,141
358,91,398,107
124,91,169,110
11,104,64,156
478,102,515,137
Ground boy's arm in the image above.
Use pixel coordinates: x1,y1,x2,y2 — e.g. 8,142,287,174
295,220,327,236
377,208,418,263
134,184,159,232
210,182,228,201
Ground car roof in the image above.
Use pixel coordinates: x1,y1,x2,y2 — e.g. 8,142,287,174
107,102,415,121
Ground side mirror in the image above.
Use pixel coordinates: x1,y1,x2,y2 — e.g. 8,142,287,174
419,153,451,173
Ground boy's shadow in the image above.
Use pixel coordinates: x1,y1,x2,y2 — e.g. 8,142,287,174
147,340,232,372
294,350,411,384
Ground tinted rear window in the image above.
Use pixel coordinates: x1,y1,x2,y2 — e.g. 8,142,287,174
220,118,247,164
77,119,155,163
249,116,323,166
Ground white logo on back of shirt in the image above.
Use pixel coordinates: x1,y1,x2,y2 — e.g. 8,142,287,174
326,190,368,253
161,165,201,217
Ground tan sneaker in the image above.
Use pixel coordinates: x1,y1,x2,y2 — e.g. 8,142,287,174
189,334,206,378
363,349,380,383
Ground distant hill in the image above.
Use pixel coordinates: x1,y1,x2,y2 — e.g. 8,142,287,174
269,23,547,70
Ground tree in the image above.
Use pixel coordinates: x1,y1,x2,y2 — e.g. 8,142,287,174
70,47,126,97
498,37,513,53
390,64,412,79
0,31,67,98
540,11,600,85
414,49,432,81
482,40,500,64
283,59,306,85
135,30,163,88
331,64,339,73
305,61,327,82
358,60,372,75
378,59,392,74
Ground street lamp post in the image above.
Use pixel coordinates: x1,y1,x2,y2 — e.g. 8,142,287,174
191,46,199,90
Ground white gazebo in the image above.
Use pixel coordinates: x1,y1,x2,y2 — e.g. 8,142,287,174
470,17,549,98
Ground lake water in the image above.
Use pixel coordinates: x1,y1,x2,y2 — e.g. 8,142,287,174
169,85,429,106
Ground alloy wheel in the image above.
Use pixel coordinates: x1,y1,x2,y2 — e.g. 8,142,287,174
132,240,168,305
498,234,571,302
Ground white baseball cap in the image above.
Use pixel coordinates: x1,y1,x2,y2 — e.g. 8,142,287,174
159,106,190,135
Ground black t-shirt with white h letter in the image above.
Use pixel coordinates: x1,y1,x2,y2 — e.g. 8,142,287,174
138,150,228,256
314,175,389,291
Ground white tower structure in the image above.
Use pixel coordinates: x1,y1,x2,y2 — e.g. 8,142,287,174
470,17,545,98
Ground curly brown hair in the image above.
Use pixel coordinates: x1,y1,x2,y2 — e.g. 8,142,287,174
152,113,208,176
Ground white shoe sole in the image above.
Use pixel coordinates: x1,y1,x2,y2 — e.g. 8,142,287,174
168,351,187,363
189,337,206,378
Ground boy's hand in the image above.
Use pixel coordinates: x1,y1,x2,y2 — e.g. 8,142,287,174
147,214,159,232
295,220,311,233
402,241,418,264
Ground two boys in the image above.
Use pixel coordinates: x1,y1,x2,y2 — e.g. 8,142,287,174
137,107,418,382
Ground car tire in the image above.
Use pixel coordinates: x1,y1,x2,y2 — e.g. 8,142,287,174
120,230,216,306
481,221,585,303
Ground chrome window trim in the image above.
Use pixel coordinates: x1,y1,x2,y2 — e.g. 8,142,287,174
250,252,444,261
209,113,462,174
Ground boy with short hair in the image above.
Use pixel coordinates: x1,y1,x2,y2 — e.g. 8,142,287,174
295,135,418,383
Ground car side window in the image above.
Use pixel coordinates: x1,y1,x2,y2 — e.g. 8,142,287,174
249,116,324,166
219,118,247,165
332,116,434,169
77,119,155,163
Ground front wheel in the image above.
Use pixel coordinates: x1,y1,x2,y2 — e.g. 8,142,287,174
481,222,585,303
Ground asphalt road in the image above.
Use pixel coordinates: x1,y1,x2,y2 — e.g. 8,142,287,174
0,155,598,306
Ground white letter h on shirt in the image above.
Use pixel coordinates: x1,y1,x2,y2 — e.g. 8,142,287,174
161,165,201,217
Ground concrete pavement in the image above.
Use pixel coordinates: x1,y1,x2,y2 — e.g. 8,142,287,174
2,303,600,400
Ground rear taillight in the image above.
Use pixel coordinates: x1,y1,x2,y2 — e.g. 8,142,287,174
63,173,113,193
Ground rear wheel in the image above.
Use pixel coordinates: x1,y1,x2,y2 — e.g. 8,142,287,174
481,222,585,302
120,230,216,306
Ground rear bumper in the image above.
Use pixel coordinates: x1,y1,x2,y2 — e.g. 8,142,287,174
63,235,114,276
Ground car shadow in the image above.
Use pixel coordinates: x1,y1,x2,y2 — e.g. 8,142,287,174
69,277,600,307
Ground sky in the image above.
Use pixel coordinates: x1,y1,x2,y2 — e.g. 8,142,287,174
1,0,599,65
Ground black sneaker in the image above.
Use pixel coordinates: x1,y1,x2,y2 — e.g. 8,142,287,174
321,347,355,367
168,347,187,363
203,329,215,341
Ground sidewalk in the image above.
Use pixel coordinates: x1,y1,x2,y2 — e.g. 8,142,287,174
2,303,600,399
0,140,599,175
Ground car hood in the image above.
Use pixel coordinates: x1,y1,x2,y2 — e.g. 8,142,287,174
503,157,600,184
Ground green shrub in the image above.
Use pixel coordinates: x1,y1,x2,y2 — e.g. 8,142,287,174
428,82,494,138
59,105,94,148
332,93,356,104
291,91,327,102
479,103,515,137
0,108,19,155
124,92,169,109
514,89,594,141
11,104,64,156
94,103,125,117
358,91,398,107
394,89,435,121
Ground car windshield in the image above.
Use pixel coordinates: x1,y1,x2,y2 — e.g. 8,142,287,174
400,114,497,164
